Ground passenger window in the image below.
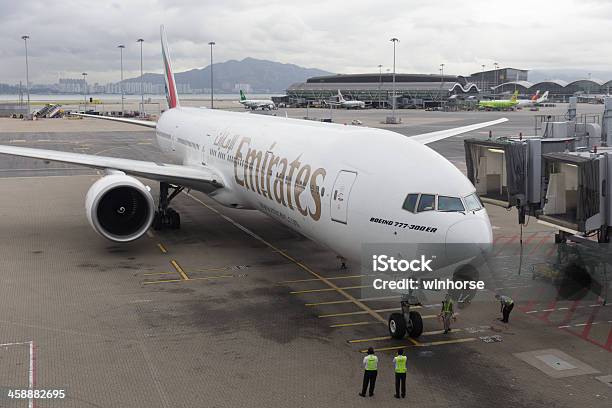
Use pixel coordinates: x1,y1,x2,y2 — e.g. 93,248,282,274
438,196,465,212
402,194,419,213
417,194,435,212
464,193,483,211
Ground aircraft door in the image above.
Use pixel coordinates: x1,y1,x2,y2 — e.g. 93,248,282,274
330,170,358,224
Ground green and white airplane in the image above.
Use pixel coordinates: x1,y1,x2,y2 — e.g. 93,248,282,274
239,90,276,110
479,91,519,110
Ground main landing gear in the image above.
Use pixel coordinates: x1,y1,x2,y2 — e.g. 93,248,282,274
388,299,423,339
153,182,184,230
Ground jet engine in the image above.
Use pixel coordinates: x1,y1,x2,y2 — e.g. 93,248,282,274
85,173,155,242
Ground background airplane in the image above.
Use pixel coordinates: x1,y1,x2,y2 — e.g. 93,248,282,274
332,90,366,109
516,90,549,107
479,91,519,110
239,90,276,110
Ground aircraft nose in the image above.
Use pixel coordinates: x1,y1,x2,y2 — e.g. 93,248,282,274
445,218,493,263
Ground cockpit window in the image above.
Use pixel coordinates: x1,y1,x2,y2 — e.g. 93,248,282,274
464,193,483,211
417,194,436,212
438,196,465,212
402,194,419,213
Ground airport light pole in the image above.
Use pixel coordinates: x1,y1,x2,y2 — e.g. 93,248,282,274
494,62,498,89
481,64,485,93
208,41,215,109
390,37,399,119
82,72,87,110
21,35,31,119
118,44,125,114
137,38,144,116
378,64,383,108
440,63,445,101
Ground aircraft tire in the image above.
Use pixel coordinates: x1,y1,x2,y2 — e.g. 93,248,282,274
407,311,423,338
388,313,407,339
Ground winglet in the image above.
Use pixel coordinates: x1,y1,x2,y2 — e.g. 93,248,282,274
160,25,180,109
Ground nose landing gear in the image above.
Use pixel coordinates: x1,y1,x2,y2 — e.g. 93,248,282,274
388,299,423,339
153,182,184,230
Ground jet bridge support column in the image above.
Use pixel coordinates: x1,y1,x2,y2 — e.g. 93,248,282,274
568,96,577,122
602,98,612,146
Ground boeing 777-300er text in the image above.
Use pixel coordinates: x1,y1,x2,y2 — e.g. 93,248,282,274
0,26,507,339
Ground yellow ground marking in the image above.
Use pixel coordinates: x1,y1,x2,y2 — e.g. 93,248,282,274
305,295,400,307
143,274,235,285
359,337,476,352
417,338,476,347
157,243,168,254
197,267,231,272
142,271,175,276
278,274,369,284
184,191,396,334
171,260,190,280
330,321,384,328
348,329,465,343
290,285,368,294
146,230,155,238
319,308,402,318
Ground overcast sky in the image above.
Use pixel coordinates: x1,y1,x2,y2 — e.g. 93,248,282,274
2,0,612,84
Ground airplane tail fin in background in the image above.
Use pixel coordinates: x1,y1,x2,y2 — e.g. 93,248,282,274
538,91,549,103
240,90,247,101
160,25,180,109
511,90,519,102
531,90,540,101
337,90,345,102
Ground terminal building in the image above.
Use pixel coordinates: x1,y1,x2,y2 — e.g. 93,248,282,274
287,67,612,107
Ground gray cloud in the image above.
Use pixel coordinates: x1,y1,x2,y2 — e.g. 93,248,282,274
0,0,610,84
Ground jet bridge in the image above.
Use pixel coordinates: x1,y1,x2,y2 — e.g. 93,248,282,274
464,97,612,238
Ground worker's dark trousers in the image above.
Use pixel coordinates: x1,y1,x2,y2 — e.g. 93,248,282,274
502,303,514,322
361,370,377,396
395,372,406,397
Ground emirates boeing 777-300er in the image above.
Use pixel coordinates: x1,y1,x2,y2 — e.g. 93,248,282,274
0,26,506,339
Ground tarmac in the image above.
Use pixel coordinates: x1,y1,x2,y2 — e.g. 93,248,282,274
0,103,610,407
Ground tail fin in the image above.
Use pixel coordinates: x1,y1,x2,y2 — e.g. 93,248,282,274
510,90,519,102
538,91,549,103
337,90,345,102
531,90,540,101
240,90,247,101
160,25,180,109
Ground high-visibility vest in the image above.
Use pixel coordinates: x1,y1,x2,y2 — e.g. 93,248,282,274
442,299,453,313
502,296,514,305
395,355,407,373
365,355,378,371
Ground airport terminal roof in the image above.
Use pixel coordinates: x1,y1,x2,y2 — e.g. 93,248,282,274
288,81,477,93
305,73,460,84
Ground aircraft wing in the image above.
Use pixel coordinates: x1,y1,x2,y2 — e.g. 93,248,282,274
411,118,508,145
0,144,223,192
73,113,157,128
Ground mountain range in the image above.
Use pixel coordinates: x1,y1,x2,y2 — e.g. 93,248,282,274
123,57,332,93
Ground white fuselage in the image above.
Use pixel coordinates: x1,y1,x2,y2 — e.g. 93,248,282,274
240,99,275,110
339,100,366,109
156,107,492,263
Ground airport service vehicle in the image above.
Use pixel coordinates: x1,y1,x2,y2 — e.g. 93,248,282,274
333,90,366,109
0,26,506,338
479,91,519,110
239,90,276,110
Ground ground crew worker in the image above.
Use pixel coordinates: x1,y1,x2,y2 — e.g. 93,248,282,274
359,347,378,397
495,294,514,323
440,295,454,334
393,349,407,399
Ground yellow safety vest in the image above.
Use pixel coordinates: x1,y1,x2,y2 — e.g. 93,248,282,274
443,300,453,313
365,355,378,371
395,355,407,373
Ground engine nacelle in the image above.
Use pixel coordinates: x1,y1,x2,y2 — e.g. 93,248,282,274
85,174,155,242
